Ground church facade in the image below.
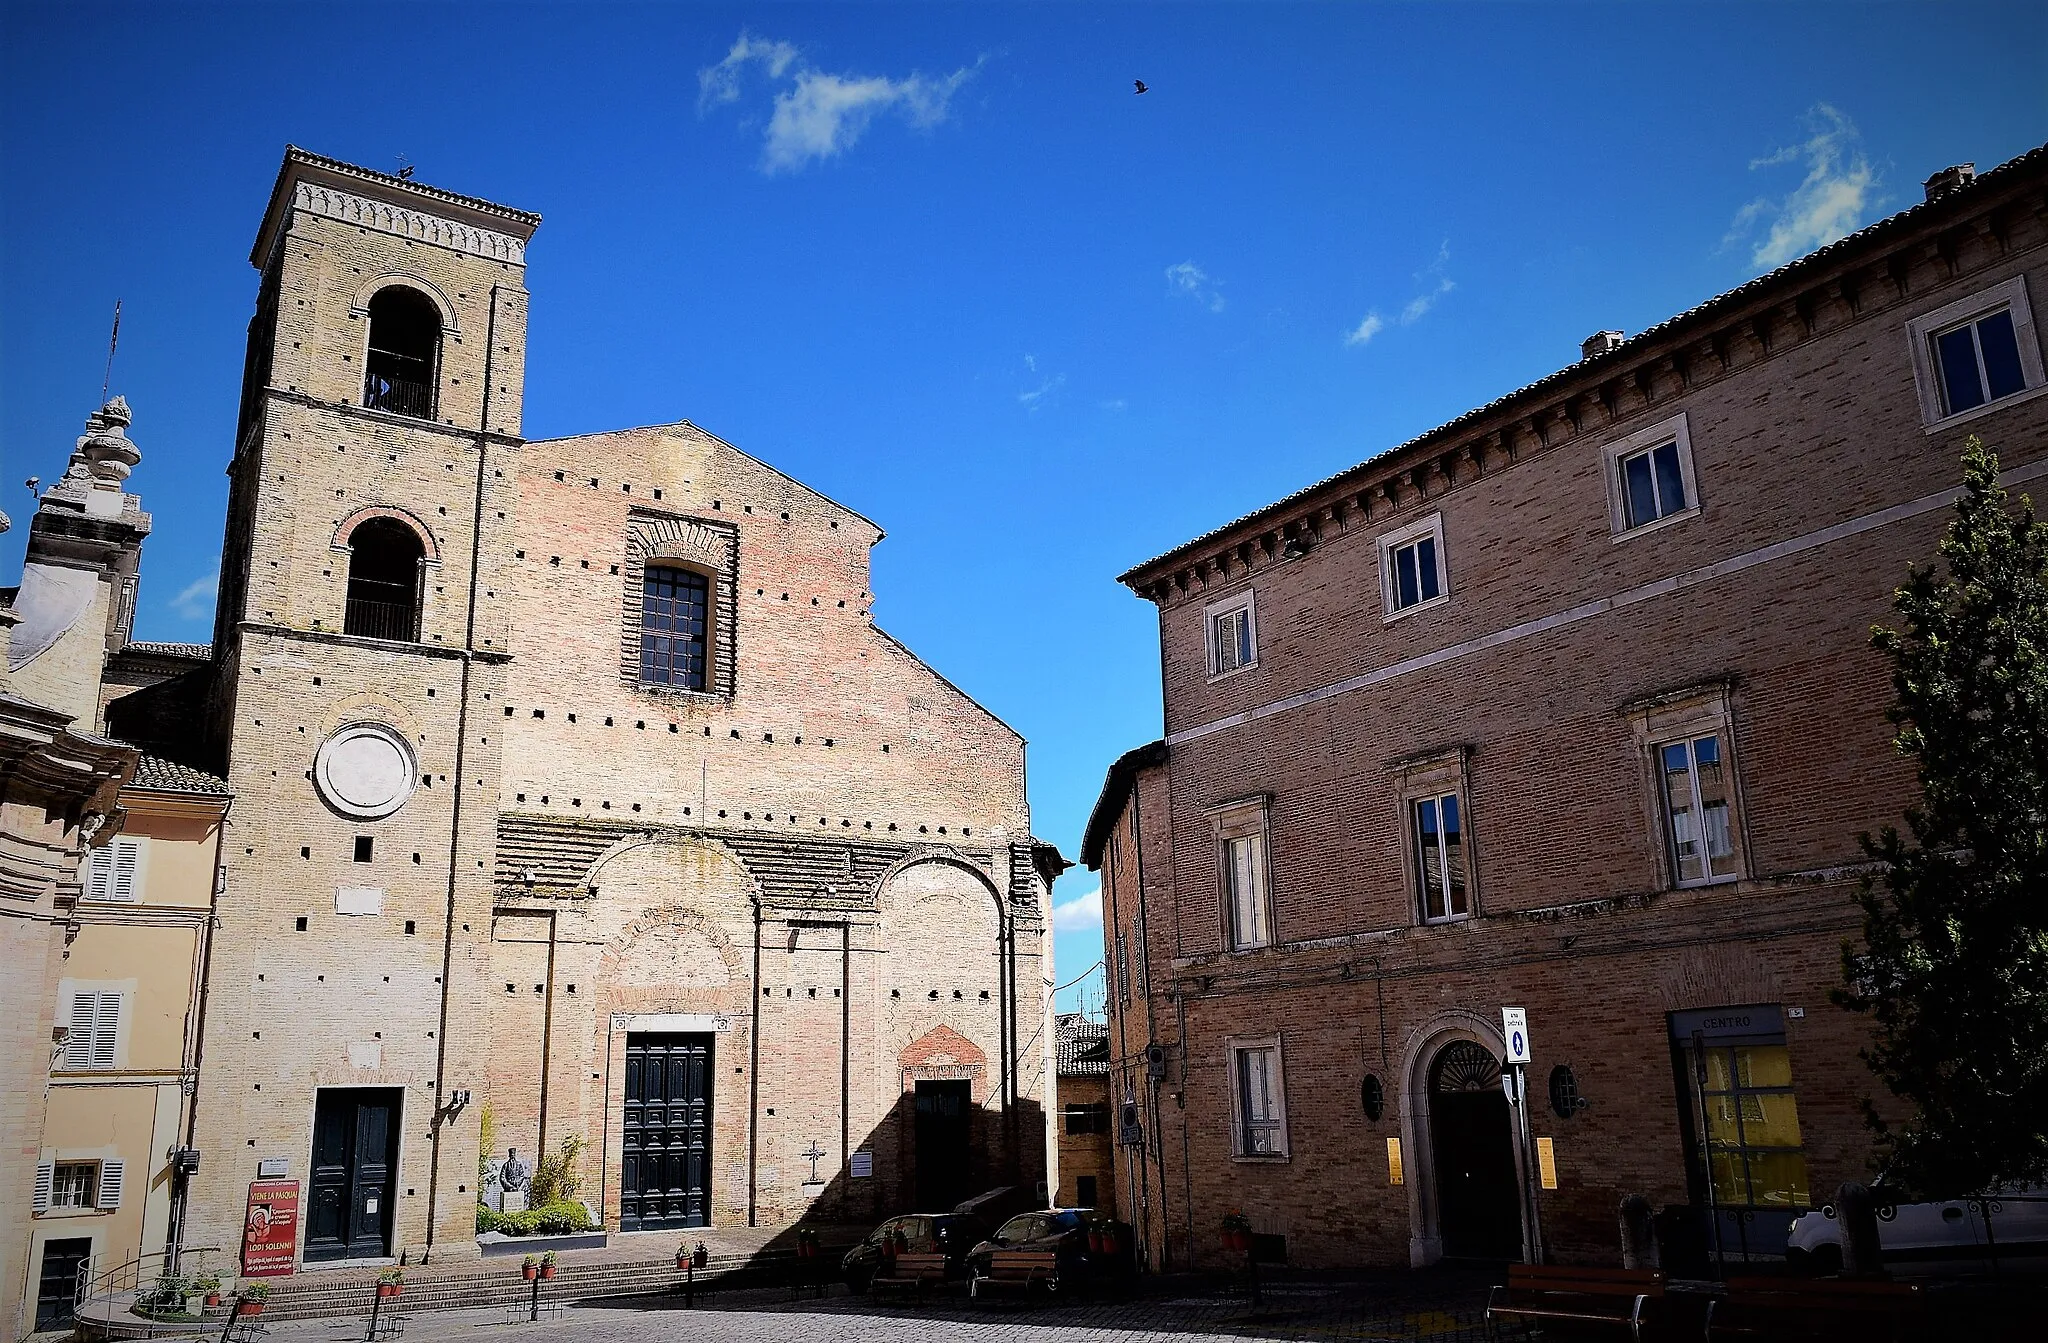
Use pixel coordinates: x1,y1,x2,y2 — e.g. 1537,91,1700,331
110,148,1060,1266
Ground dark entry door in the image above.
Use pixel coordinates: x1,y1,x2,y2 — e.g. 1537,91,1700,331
913,1079,973,1211
621,1033,711,1230
36,1237,93,1329
305,1088,400,1262
1429,1041,1522,1259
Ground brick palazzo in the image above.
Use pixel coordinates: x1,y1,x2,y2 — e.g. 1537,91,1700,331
1084,148,2048,1272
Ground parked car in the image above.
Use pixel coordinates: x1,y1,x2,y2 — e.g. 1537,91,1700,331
840,1212,989,1292
1787,1183,2048,1275
964,1208,1135,1294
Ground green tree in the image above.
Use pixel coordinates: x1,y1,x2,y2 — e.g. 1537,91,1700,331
1839,436,2048,1196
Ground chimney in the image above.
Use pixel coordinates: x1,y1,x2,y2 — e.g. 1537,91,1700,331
1923,163,1976,203
1581,330,1624,362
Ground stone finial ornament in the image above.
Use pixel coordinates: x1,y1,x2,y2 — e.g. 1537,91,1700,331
76,396,141,483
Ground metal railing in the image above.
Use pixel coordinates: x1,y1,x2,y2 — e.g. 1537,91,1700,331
344,597,419,643
76,1245,225,1337
362,374,433,420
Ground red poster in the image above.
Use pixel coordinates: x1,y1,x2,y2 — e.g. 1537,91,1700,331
241,1179,300,1276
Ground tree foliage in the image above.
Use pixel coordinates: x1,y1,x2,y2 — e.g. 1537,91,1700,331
1838,436,2048,1195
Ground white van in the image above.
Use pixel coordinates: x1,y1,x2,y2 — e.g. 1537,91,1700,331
1786,1187,2048,1275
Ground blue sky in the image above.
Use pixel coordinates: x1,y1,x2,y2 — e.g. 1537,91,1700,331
4,2,2043,1013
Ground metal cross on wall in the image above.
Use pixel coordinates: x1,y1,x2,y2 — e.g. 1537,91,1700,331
802,1140,827,1181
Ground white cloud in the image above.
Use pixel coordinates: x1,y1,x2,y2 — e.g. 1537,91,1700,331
1165,261,1226,313
1023,353,1037,373
697,32,800,112
1018,373,1066,409
169,569,217,622
1727,104,1878,270
1100,398,1127,413
1051,886,1102,933
699,32,979,175
1343,311,1386,346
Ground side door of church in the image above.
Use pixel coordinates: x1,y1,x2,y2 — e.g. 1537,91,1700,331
621,1034,711,1230
305,1088,400,1261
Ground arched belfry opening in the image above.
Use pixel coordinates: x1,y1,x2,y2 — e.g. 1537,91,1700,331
362,286,440,418
344,518,425,641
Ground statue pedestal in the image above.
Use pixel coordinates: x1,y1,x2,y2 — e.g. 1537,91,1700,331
502,1192,528,1215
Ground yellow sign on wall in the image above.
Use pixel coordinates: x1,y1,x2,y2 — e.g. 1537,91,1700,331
1386,1136,1404,1186
1536,1137,1559,1190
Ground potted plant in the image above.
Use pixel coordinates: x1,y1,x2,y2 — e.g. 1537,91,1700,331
194,1274,223,1308
377,1268,403,1300
237,1282,271,1317
520,1255,539,1282
538,1251,557,1281
674,1243,689,1271
1221,1211,1253,1254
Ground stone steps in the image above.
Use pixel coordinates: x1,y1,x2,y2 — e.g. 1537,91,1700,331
246,1253,799,1322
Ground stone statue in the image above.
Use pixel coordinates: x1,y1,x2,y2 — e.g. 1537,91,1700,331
499,1147,531,1212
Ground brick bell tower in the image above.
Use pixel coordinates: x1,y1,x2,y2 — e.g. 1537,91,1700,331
190,148,539,1265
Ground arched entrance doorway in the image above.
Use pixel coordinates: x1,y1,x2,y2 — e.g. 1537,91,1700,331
1428,1040,1522,1259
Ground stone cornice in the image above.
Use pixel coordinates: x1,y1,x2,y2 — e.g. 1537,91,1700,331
252,146,541,269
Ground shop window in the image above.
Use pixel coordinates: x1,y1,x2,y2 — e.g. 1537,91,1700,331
1670,1005,1811,1258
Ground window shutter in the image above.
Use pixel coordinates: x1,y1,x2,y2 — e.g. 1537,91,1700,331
33,1161,53,1212
109,839,141,902
86,846,115,902
97,1159,124,1210
91,993,121,1069
64,993,98,1069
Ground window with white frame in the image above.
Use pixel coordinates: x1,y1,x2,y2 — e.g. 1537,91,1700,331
1906,276,2046,427
1626,682,1745,889
1658,734,1739,886
1394,747,1477,924
1208,794,1275,951
1230,1037,1288,1157
1378,514,1448,618
1603,413,1700,539
51,1162,97,1209
33,1158,122,1213
1205,590,1257,677
60,991,122,1070
83,837,143,903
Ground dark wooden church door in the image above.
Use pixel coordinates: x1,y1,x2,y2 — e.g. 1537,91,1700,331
305,1088,399,1261
621,1033,712,1230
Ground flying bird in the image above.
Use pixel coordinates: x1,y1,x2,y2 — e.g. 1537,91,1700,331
1134,80,1148,94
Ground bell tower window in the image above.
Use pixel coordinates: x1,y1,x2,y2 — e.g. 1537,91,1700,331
640,564,710,690
345,518,425,642
362,287,440,419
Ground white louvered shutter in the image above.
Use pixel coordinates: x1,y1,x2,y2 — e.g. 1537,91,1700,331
63,993,99,1069
109,839,141,902
91,993,121,1069
33,1161,53,1212
86,846,115,901
97,1159,124,1209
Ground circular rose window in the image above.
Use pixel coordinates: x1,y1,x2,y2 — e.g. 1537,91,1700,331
313,722,417,820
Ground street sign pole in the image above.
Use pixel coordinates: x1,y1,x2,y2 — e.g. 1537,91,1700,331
1502,1008,1545,1265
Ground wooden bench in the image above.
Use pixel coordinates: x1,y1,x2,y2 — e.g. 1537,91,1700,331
970,1249,1060,1299
1486,1265,1666,1341
1706,1276,1925,1341
868,1252,949,1300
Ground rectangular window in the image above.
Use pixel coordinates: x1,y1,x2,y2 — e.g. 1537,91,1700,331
84,839,142,903
1619,439,1689,530
1234,1044,1286,1156
1207,594,1256,677
1063,1103,1111,1136
1671,1007,1810,1229
1603,413,1699,539
1412,793,1470,922
1115,932,1131,1004
1660,735,1738,886
1378,514,1448,618
61,992,121,1070
1225,833,1269,949
50,1162,97,1210
1907,276,2046,428
640,565,710,690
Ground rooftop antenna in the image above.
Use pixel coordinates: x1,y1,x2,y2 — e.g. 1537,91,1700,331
100,299,122,404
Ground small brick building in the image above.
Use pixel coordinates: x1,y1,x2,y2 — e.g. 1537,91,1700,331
1053,1014,1115,1216
1085,146,2048,1272
100,148,1061,1270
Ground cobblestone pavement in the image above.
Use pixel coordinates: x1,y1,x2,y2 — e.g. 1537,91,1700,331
251,1270,1502,1343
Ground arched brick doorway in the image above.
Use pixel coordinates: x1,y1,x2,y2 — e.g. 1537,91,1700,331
1427,1040,1522,1259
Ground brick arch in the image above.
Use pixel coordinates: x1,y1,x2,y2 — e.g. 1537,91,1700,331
872,848,1004,910
347,271,461,336
332,505,442,564
619,510,740,697
627,516,732,575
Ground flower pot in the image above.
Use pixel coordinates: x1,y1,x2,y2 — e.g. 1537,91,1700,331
522,1267,537,1282
205,1294,221,1308
237,1301,265,1317
378,1285,400,1299
674,1256,687,1271
539,1265,555,1281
